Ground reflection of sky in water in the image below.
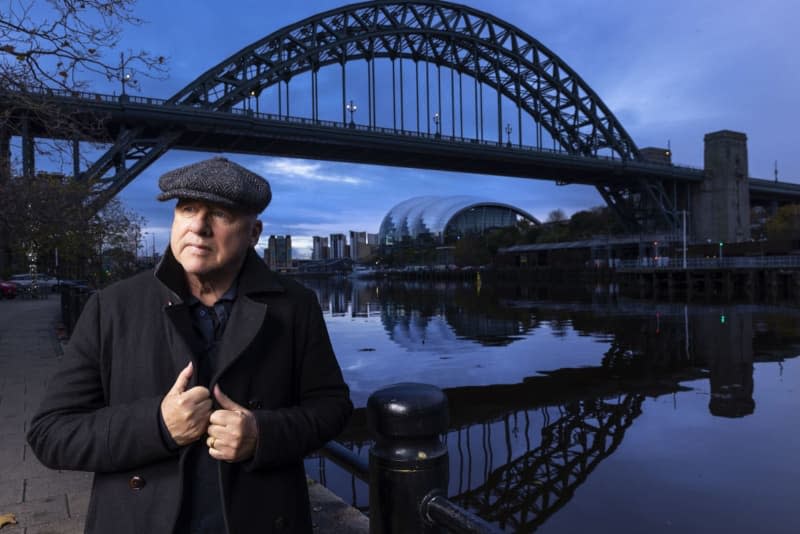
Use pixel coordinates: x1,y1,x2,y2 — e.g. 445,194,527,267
325,308,608,407
539,359,800,534
309,282,800,532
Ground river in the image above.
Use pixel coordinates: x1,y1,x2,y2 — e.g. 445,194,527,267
301,277,800,533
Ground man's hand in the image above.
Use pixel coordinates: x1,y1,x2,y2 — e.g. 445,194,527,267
160,362,212,446
206,385,258,462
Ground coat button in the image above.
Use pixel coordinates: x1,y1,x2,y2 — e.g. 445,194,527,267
247,399,263,409
273,516,285,530
129,476,146,490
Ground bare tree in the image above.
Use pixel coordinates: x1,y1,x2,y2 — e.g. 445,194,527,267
1,0,166,93
0,0,167,173
0,1,165,274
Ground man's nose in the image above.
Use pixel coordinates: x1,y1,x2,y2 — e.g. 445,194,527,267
187,212,212,235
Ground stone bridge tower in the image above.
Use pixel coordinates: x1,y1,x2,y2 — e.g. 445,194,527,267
691,130,750,243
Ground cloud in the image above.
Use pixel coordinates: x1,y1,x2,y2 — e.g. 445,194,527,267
254,158,367,186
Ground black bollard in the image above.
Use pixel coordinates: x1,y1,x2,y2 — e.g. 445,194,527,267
367,383,449,534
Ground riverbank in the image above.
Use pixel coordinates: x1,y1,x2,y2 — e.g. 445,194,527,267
0,297,368,533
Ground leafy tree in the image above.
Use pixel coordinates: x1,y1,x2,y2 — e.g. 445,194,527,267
764,204,800,242
568,206,625,239
0,172,145,282
546,208,567,223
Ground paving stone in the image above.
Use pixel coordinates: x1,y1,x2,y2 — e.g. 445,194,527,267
0,442,24,463
66,491,90,520
309,480,370,534
25,472,92,502
1,433,26,449
0,495,68,529
26,517,85,534
0,478,24,507
0,413,27,435
25,518,85,534
0,456,57,482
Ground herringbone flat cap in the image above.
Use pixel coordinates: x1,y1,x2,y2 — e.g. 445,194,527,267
157,157,271,213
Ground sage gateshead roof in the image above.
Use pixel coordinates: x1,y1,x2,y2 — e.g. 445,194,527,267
378,196,539,245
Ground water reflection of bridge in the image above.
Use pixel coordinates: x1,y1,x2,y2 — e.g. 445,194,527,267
316,368,683,531
304,277,800,529
453,394,643,532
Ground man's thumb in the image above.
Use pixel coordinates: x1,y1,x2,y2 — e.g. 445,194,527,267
169,361,193,395
214,385,244,411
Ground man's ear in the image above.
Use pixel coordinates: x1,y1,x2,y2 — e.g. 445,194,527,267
250,219,263,246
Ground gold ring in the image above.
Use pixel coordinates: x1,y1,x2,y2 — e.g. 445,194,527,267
209,436,216,449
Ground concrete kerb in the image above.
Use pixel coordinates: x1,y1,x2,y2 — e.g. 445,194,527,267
0,297,367,533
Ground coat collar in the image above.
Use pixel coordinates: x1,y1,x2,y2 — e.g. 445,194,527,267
155,246,285,388
154,246,285,302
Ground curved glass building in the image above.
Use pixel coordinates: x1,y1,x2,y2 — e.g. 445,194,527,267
378,196,538,245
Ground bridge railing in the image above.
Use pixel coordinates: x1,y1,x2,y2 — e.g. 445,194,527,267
615,255,800,271
321,383,502,534
4,87,704,175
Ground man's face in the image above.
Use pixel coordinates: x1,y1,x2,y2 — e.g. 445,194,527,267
170,199,262,278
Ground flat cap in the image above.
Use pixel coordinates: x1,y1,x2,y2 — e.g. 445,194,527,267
157,156,271,213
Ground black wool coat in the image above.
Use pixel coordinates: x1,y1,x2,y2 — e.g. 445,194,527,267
27,248,353,534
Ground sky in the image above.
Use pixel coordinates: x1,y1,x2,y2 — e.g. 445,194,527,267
62,0,800,257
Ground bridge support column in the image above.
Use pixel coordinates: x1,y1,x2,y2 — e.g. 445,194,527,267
0,126,9,276
691,130,750,243
0,126,10,183
22,117,35,177
73,139,81,180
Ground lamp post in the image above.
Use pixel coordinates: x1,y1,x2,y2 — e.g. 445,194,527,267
142,232,156,266
119,52,132,98
433,111,441,138
505,122,512,147
346,100,357,127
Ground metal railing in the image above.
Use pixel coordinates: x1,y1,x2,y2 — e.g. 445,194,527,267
2,87,703,176
60,286,93,335
615,255,800,271
321,383,502,533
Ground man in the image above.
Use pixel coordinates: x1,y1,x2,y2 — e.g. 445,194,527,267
28,157,352,533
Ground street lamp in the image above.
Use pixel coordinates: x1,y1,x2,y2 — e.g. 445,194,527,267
505,123,512,147
119,52,133,97
346,100,357,127
143,232,156,266
433,111,441,138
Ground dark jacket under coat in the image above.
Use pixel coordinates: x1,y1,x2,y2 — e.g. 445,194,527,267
27,248,353,534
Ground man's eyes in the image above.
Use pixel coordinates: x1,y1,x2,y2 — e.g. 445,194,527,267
211,210,232,220
179,205,233,221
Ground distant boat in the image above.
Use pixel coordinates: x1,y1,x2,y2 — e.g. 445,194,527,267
349,265,377,278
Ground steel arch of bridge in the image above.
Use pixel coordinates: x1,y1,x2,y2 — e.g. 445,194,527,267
84,0,673,228
171,0,637,160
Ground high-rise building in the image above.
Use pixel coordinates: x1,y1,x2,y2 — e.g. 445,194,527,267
266,235,292,270
349,231,368,261
329,233,347,260
312,236,329,260
367,233,379,246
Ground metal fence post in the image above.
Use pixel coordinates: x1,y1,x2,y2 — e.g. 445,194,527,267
367,383,449,534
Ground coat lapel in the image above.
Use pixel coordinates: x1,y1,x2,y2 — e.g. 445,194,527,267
211,249,284,384
163,303,204,383
155,246,285,387
211,296,268,385
155,247,202,381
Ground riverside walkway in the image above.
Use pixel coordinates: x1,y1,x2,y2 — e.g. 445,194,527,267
0,297,367,533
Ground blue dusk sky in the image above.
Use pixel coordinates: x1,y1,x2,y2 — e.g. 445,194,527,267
76,0,799,257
